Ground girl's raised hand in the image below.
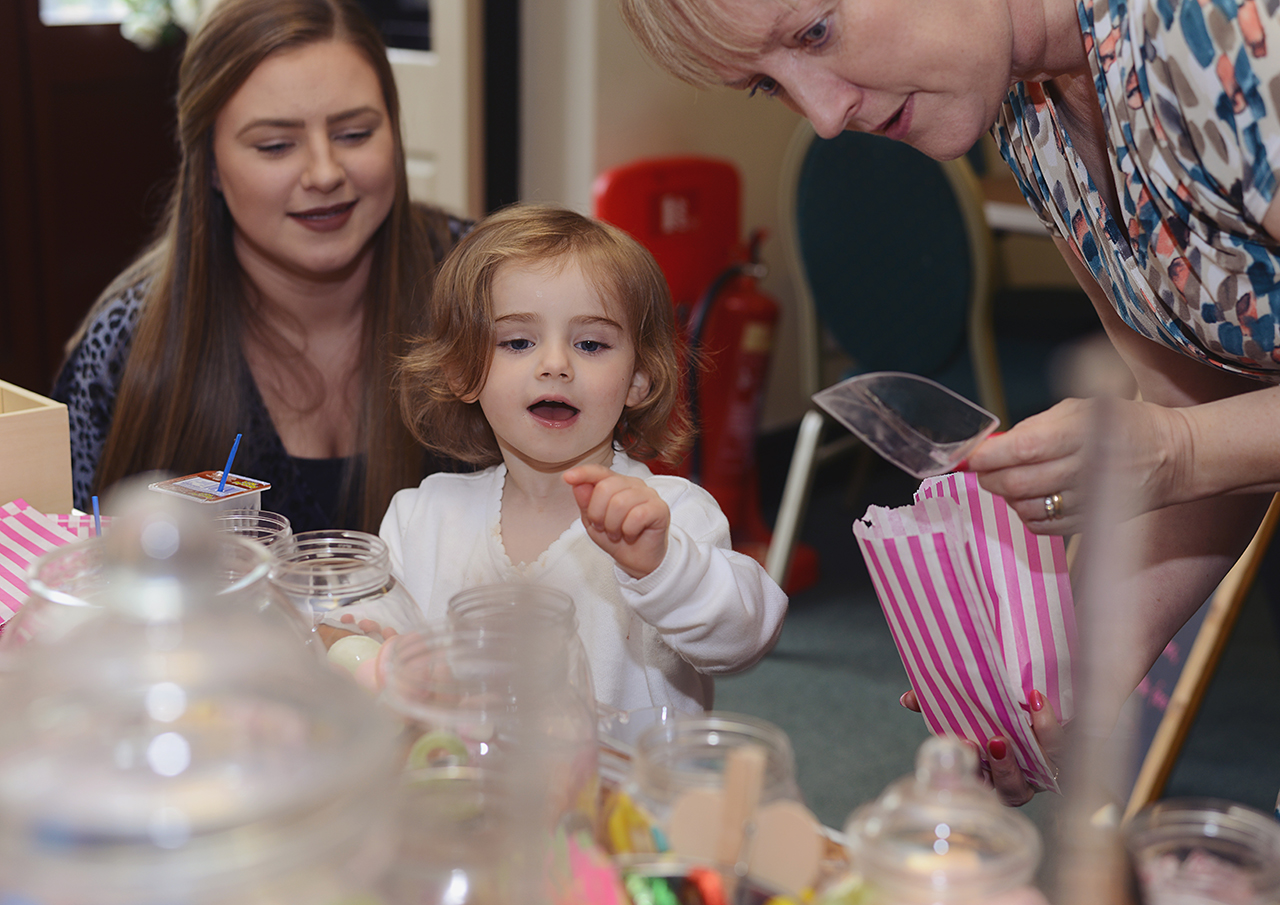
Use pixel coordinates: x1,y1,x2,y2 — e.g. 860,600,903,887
563,464,670,579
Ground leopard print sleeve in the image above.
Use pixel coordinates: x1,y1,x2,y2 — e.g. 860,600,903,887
51,280,148,512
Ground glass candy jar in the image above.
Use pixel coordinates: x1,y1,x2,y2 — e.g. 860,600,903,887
0,527,311,656
1125,798,1280,905
270,530,421,637
447,582,596,706
622,712,830,895
376,621,601,904
212,508,292,549
844,737,1045,905
0,486,403,905
380,622,598,801
627,711,803,827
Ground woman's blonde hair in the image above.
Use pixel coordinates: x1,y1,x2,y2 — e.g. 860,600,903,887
617,0,774,88
90,0,458,531
397,204,693,467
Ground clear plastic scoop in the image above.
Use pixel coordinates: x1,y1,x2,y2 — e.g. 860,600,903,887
813,371,1000,478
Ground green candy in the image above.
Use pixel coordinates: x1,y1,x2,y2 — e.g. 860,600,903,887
406,730,469,770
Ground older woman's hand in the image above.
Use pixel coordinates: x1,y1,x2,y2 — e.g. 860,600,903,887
963,397,1190,535
900,688,1067,807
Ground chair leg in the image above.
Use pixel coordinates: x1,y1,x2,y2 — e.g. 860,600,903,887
839,443,879,512
766,409,826,589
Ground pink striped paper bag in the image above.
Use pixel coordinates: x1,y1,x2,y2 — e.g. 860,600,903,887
853,471,1076,793
53,513,111,539
0,499,78,628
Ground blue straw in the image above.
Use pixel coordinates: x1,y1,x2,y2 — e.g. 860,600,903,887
217,433,242,494
92,496,101,537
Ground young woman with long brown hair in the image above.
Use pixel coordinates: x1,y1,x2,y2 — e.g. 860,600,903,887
53,0,468,532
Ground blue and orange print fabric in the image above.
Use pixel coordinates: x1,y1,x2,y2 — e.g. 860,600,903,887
993,0,1280,380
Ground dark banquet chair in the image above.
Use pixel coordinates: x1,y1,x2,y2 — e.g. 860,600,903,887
764,124,1009,589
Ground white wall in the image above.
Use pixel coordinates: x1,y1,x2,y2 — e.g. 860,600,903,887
520,0,809,432
391,0,485,220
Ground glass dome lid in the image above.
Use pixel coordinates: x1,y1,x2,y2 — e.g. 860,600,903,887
844,737,1042,903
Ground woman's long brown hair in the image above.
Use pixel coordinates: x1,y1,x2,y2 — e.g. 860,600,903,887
93,0,456,531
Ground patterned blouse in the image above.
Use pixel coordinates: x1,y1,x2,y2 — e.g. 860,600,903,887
52,212,470,532
992,0,1280,381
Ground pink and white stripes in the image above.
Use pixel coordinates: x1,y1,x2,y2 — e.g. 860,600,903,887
0,500,78,626
853,472,1076,793
52,513,110,539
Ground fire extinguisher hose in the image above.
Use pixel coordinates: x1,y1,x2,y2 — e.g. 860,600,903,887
684,231,768,486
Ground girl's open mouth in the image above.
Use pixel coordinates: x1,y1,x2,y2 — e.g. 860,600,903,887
528,400,580,423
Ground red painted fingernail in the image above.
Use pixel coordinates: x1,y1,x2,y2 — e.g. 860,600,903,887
1030,690,1045,712
988,738,1007,760
899,692,910,708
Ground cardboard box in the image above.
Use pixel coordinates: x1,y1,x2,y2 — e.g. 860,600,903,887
0,380,72,514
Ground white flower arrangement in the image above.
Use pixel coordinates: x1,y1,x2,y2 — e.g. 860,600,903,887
121,0,203,50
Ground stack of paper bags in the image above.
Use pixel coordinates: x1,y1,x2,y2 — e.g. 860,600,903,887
853,472,1076,792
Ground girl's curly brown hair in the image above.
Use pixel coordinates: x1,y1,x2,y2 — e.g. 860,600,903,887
396,203,695,468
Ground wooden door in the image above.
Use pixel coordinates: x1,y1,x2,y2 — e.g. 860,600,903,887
0,0,183,397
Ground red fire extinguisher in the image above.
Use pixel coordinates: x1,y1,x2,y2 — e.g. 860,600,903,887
593,157,818,593
685,232,776,535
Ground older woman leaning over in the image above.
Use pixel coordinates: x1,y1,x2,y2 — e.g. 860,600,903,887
54,0,469,533
620,0,1280,803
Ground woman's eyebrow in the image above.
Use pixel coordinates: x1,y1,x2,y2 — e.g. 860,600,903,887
717,11,791,89
327,106,383,125
235,106,381,137
237,117,305,137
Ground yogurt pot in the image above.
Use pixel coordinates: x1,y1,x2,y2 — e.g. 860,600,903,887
148,470,271,511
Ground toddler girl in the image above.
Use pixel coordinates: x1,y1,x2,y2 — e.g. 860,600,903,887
330,203,786,713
